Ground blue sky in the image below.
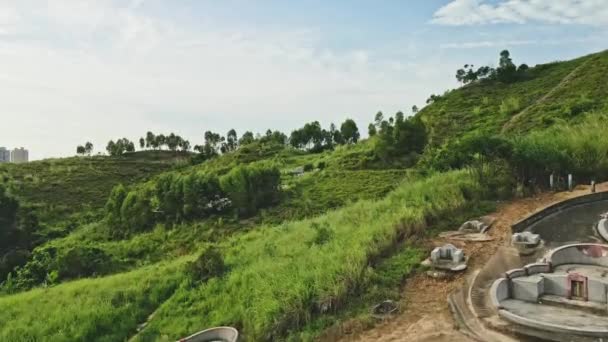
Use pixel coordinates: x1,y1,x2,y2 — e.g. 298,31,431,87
2,0,608,159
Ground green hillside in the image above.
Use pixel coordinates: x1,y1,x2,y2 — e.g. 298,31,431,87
419,49,608,144
3,49,608,342
0,151,188,230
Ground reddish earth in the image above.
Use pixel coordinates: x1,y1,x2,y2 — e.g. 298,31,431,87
328,184,607,342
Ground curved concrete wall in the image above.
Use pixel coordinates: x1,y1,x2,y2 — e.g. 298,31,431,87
524,263,551,275
512,192,608,233
546,243,608,268
490,278,509,309
505,268,526,279
498,309,608,337
598,218,608,242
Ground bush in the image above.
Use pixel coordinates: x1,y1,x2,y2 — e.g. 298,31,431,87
220,162,281,217
303,163,314,172
56,246,113,280
310,222,334,245
316,161,326,170
185,246,226,283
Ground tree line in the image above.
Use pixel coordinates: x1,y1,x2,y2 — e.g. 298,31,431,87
105,161,281,237
455,50,529,85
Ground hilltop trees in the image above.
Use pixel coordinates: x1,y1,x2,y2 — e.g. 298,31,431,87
106,138,135,156
238,131,255,146
76,146,85,155
76,142,93,156
455,50,529,85
340,119,360,144
371,111,427,161
137,132,190,152
289,119,359,152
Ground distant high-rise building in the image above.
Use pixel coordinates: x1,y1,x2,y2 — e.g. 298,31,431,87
0,147,10,163
10,147,29,163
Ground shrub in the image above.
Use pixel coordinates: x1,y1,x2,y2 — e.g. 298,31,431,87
310,222,334,245
56,246,113,280
220,162,281,217
316,161,326,170
303,163,314,172
185,246,226,283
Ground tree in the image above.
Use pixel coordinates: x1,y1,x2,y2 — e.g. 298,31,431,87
222,129,238,153
84,142,93,155
106,140,116,156
181,140,191,151
329,123,344,145
166,133,179,151
106,138,134,156
76,145,86,156
518,63,529,72
289,121,327,152
145,131,155,149
340,119,360,144
238,131,255,146
412,105,419,114
497,50,517,83
374,111,384,127
368,123,377,136
139,137,145,149
203,131,223,156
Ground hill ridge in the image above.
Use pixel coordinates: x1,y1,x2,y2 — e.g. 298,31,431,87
501,53,597,133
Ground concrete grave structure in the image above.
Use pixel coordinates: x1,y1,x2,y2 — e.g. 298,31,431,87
511,231,543,255
423,244,468,271
458,216,495,234
177,327,238,342
597,218,608,242
490,244,608,339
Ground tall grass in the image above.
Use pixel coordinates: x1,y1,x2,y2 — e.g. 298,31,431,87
136,170,482,341
512,113,608,183
0,258,187,342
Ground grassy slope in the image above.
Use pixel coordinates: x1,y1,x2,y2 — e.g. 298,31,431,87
0,151,186,231
135,171,481,341
0,171,482,341
418,50,608,145
0,258,187,342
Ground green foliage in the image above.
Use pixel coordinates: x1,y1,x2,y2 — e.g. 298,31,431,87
220,162,281,218
499,97,521,116
340,119,360,144
0,259,185,342
56,246,113,280
511,113,608,185
106,138,135,156
136,171,484,340
185,246,226,283
372,112,428,162
420,50,608,145
309,222,334,246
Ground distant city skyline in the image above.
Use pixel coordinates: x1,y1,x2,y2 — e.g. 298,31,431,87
2,0,608,160
0,147,29,163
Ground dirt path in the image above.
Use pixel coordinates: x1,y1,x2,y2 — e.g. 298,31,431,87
333,184,607,342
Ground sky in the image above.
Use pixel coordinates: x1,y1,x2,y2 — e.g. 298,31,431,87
1,0,608,160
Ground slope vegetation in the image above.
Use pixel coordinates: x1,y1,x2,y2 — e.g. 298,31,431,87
419,49,608,144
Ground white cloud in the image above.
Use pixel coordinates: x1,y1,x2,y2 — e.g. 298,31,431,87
440,39,536,49
432,0,608,26
1,1,448,160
